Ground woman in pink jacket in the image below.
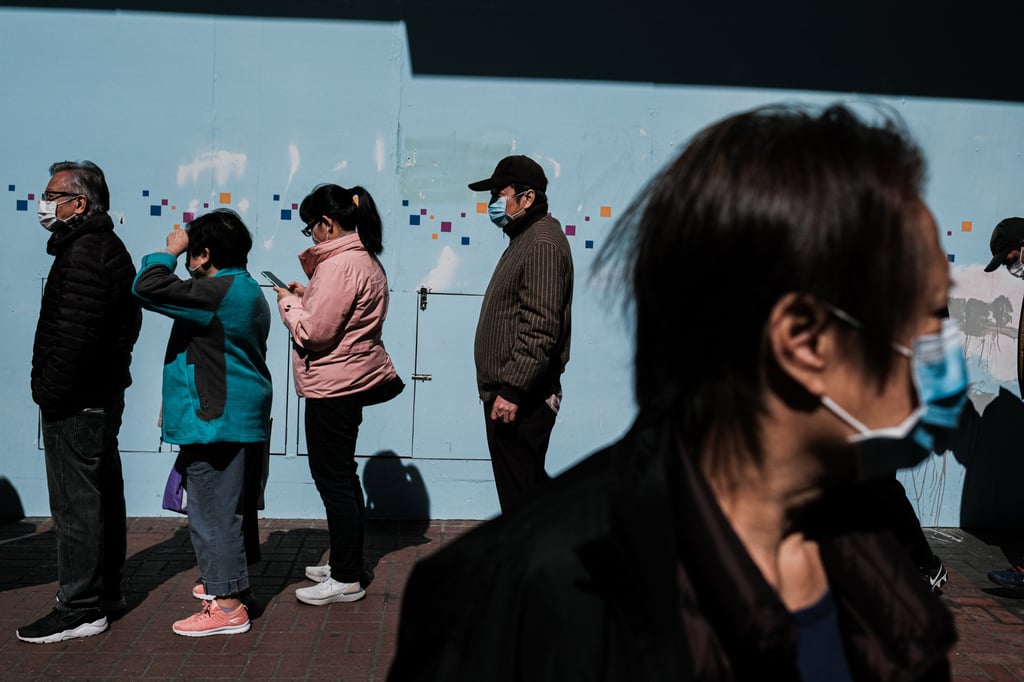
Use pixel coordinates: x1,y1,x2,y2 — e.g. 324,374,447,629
274,184,403,606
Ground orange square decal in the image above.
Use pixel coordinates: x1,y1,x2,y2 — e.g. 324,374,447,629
600,206,612,218
219,192,232,205
476,202,487,214
961,221,972,232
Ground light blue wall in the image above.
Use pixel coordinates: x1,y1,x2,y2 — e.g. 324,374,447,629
2,9,1022,522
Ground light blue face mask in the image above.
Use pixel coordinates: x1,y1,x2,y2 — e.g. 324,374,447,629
487,192,526,228
821,313,969,474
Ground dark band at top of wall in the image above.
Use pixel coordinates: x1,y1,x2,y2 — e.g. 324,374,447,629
3,0,1023,103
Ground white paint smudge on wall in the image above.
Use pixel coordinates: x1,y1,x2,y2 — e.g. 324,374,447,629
332,160,349,172
534,154,561,179
237,198,251,214
288,145,300,185
376,135,386,173
951,263,1020,382
422,246,457,290
177,150,247,186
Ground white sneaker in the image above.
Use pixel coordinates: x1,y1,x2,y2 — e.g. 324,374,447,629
304,564,331,582
295,577,365,606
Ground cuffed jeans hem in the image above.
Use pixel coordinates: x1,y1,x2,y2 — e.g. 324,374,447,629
203,575,250,598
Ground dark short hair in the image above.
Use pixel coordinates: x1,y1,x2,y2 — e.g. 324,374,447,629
186,209,253,268
49,160,109,214
596,104,929,470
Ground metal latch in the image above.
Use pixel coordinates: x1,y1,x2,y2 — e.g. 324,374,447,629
411,373,433,381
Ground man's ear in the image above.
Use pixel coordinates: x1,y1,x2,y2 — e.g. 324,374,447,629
766,292,831,398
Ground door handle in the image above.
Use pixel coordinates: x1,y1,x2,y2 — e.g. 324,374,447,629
411,373,433,381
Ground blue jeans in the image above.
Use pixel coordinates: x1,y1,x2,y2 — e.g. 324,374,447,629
42,400,127,611
179,443,253,597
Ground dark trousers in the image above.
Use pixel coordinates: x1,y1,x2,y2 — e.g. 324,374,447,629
42,400,127,611
305,396,365,584
483,398,556,513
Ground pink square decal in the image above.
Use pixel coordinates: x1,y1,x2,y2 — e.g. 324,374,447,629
441,221,452,232
292,203,298,210
184,212,195,222
161,199,168,206
420,208,427,215
565,225,576,236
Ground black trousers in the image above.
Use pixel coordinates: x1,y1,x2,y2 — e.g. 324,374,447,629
305,396,365,584
483,398,557,513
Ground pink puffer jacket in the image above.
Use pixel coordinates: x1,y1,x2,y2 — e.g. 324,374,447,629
277,232,398,399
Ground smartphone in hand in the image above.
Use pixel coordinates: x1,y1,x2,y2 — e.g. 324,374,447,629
260,271,289,289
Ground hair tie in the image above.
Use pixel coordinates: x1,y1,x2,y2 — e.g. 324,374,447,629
352,195,360,207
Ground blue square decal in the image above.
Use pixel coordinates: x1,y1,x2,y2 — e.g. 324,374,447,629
8,185,14,192
461,236,470,245
402,199,409,206
150,205,161,216
16,199,28,211
281,209,292,220
585,240,594,249
409,214,420,226
273,194,280,201
947,253,955,262
143,189,149,197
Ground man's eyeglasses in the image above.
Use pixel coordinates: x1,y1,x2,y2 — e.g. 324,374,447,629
42,191,80,202
301,219,320,238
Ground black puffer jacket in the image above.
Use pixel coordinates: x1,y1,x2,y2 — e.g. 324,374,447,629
31,212,142,419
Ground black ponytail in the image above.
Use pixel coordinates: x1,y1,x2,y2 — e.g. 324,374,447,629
298,183,384,255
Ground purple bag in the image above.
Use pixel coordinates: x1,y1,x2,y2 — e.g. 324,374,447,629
162,467,187,514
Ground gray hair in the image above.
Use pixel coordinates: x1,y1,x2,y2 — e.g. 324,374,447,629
49,160,109,214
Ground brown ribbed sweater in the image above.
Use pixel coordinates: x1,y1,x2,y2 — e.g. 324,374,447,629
474,213,573,404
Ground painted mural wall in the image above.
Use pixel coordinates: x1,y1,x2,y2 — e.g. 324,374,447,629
1,8,1022,522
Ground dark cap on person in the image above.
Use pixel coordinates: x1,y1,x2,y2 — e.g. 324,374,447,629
468,155,547,192
984,217,1024,272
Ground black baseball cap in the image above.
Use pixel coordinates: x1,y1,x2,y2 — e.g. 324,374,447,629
468,155,548,192
984,217,1024,272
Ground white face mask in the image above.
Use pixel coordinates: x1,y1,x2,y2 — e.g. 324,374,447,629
1009,251,1024,279
37,197,76,231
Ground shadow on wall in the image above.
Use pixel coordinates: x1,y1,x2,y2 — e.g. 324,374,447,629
954,388,1024,530
0,477,25,521
364,450,430,525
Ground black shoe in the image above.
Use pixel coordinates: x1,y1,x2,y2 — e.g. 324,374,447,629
16,608,108,644
99,594,128,613
920,557,948,592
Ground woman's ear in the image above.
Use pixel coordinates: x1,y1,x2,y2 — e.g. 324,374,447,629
766,293,832,398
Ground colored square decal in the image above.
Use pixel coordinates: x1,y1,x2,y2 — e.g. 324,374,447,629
143,190,150,197
402,199,409,206
410,215,421,226
161,198,168,206
204,203,209,208
600,206,612,218
8,185,14,192
16,199,27,211
441,221,452,232
219,192,231,205
281,209,292,220
461,236,470,245
585,216,590,222
585,240,594,249
476,202,487,214
961,221,972,232
27,193,34,200
273,194,280,201
173,224,180,230
292,203,298,210
183,212,195,222
420,208,427,216
150,205,161,216
171,205,176,211
461,212,466,218
947,231,952,236
947,253,955,262
432,233,438,240
565,225,576,236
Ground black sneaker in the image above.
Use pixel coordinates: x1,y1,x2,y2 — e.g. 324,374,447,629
988,566,1024,588
920,558,948,592
16,608,108,644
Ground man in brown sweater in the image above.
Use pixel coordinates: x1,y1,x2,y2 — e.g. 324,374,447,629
469,155,573,512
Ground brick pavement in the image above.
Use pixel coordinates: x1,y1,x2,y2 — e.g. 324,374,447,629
2,519,1024,680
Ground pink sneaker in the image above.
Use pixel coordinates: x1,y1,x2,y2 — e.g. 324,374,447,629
172,600,250,637
192,582,215,601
